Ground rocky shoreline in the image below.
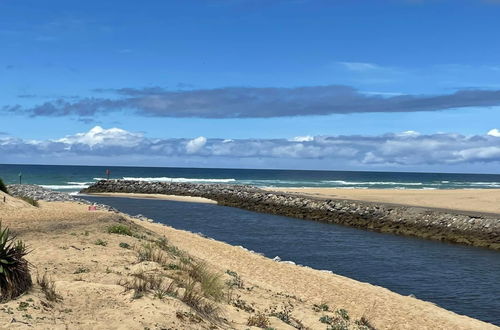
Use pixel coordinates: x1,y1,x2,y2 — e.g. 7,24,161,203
81,180,500,250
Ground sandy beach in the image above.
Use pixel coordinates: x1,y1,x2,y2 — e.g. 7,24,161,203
265,187,500,215
0,190,497,329
84,192,217,204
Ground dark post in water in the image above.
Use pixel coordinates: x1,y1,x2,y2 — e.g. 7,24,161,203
18,172,22,184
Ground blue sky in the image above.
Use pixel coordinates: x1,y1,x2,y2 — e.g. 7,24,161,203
2,0,500,172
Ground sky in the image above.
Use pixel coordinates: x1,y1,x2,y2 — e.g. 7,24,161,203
2,0,500,172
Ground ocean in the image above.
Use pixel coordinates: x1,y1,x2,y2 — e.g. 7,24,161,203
2,163,500,193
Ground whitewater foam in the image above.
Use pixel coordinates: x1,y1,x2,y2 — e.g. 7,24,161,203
121,177,236,183
41,184,90,190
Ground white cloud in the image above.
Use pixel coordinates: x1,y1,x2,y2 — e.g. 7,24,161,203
487,128,500,137
290,136,314,142
55,126,143,147
396,130,420,137
185,136,207,154
3,126,500,167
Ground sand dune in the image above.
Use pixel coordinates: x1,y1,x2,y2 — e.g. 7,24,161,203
0,197,496,329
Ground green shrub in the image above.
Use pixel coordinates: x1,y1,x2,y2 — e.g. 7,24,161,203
0,178,8,194
320,315,334,324
0,223,32,301
336,308,349,321
119,242,131,249
94,239,107,246
107,224,133,236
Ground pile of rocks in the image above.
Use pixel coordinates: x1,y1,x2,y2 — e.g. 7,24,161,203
6,184,119,213
7,184,82,202
82,180,500,250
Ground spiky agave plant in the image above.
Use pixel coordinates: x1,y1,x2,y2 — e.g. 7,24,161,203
0,222,32,301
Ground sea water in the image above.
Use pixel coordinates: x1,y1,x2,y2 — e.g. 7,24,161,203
3,163,500,192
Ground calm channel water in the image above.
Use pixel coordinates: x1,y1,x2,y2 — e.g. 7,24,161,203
82,196,500,326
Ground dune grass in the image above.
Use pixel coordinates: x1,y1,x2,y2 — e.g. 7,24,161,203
19,196,39,207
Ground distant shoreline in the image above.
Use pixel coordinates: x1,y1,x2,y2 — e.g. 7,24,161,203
82,192,217,204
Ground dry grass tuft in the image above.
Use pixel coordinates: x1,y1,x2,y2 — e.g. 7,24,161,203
247,311,271,328
181,279,222,321
36,272,62,302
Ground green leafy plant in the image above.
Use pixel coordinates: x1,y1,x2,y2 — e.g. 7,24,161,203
0,222,32,302
119,242,131,249
107,224,133,236
336,308,350,321
320,315,334,324
0,179,8,194
94,239,107,246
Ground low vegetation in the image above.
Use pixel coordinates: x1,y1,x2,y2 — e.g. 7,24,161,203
247,311,271,328
18,196,39,207
313,302,330,312
0,222,32,302
36,272,61,302
115,236,228,323
107,224,134,236
317,307,376,330
0,178,8,194
94,239,107,246
119,242,131,249
0,211,377,329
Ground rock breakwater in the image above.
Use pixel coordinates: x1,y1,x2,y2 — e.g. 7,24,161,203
81,180,500,250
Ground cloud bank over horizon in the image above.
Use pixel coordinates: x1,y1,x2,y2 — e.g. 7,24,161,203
3,126,500,171
4,86,500,119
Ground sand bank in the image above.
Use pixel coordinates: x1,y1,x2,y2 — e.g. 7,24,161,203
0,193,497,329
264,188,500,215
83,192,217,204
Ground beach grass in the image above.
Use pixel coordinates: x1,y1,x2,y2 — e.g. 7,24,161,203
19,196,39,207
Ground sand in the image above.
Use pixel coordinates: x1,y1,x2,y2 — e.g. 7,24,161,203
0,191,497,329
83,192,217,204
264,187,500,215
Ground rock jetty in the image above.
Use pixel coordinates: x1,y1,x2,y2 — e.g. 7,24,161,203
7,184,116,212
81,180,500,250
